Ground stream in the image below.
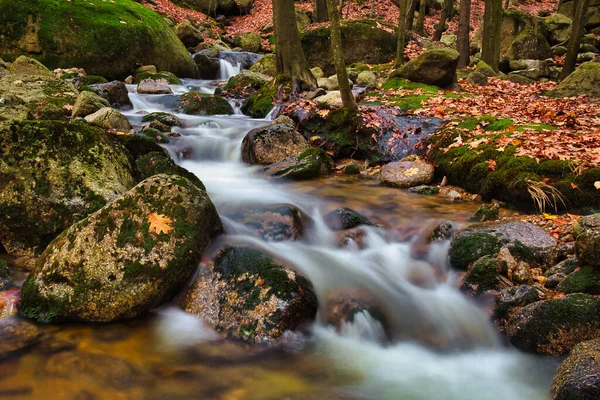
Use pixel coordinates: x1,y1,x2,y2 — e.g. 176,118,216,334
0,57,557,399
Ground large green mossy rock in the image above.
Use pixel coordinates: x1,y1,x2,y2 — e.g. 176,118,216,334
551,62,600,98
234,32,261,53
261,147,333,180
551,338,600,400
573,214,600,267
460,256,507,295
506,29,553,61
20,174,223,322
0,0,198,80
545,14,572,44
0,75,78,122
0,120,136,257
397,48,459,87
241,123,308,165
301,20,396,76
472,9,538,55
448,221,557,270
249,54,277,77
135,151,205,190
8,55,53,77
181,246,317,343
558,0,600,29
179,91,234,115
507,294,600,355
225,70,272,91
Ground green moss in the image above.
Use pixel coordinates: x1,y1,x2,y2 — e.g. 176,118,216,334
19,275,68,322
556,266,600,294
0,259,9,280
116,219,139,248
113,133,163,160
83,75,108,85
449,232,503,270
134,71,181,85
135,152,205,190
484,118,514,131
462,256,503,294
241,84,278,118
179,91,233,116
382,77,440,92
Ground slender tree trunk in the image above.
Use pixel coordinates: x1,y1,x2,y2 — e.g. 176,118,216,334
457,0,471,67
325,0,357,108
415,0,427,35
315,0,329,22
406,0,419,31
560,0,590,80
432,0,454,41
481,0,503,72
273,0,317,91
503,0,510,9
394,0,409,68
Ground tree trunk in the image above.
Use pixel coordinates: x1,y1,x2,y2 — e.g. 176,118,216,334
273,0,317,91
481,0,503,72
394,0,410,68
406,0,419,31
432,0,454,41
315,0,329,22
457,0,471,67
415,0,427,36
325,0,357,108
560,0,590,80
503,0,510,9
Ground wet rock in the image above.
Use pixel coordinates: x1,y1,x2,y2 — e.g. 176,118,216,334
43,351,138,389
179,91,233,115
314,91,343,108
90,81,132,109
0,120,136,257
356,70,377,86
219,51,262,70
431,221,454,241
141,112,180,127
507,293,600,355
0,287,20,319
227,205,303,241
137,79,172,95
550,338,600,400
396,48,459,87
8,56,53,77
448,221,557,270
573,213,600,267
460,256,508,295
175,22,204,48
249,54,277,77
241,123,308,165
193,51,220,80
19,174,223,322
84,107,133,131
0,319,41,358
225,70,272,91
135,152,205,190
380,161,434,189
470,203,500,222
493,285,540,320
134,70,181,85
181,246,318,343
506,29,553,61
324,208,374,231
408,185,440,195
71,91,109,118
234,32,261,53
556,266,600,294
262,147,333,180
272,115,295,127
551,62,600,98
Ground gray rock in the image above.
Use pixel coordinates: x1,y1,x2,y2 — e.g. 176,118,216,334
550,338,600,400
573,213,600,266
398,48,459,87
137,79,172,95
356,70,377,86
241,123,308,165
380,161,435,189
314,91,343,108
84,107,133,131
90,81,132,108
262,147,333,181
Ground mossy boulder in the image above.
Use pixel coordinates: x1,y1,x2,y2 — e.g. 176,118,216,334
506,29,553,61
545,14,572,44
90,81,132,109
234,32,261,53
174,22,204,48
8,55,53,77
181,246,317,343
193,50,220,80
470,203,500,222
248,54,277,77
301,20,396,76
20,174,223,322
397,48,459,87
475,60,497,77
550,338,600,400
0,0,199,80
493,284,541,321
356,70,377,86
460,256,507,295
473,9,538,56
449,221,557,270
0,120,136,258
551,62,600,98
558,0,600,30
179,91,233,116
113,134,164,160
507,294,600,355
573,214,600,267
227,205,303,241
0,319,41,358
225,70,273,91
324,207,374,231
380,160,435,189
241,84,278,118
134,71,181,85
84,107,132,132
0,74,78,121
141,112,180,128
135,151,205,190
556,266,600,294
262,147,333,180
241,123,308,165
466,71,488,86
71,91,109,118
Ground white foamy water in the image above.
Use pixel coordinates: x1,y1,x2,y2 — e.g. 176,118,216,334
124,61,555,399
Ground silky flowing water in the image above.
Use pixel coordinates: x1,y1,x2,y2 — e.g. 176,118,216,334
0,61,558,399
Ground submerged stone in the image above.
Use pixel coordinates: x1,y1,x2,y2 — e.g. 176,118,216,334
0,319,41,358
227,205,303,241
261,147,333,180
324,208,374,231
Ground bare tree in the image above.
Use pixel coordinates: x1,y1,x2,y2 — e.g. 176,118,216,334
325,0,357,108
480,0,503,71
432,0,454,41
560,0,590,80
457,0,471,67
315,0,329,22
406,0,419,31
415,0,427,36
394,0,410,68
272,0,317,91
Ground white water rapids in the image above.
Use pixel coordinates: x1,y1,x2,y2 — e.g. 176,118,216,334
121,59,555,399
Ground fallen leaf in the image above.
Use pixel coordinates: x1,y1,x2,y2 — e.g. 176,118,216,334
595,181,600,190
571,182,579,189
147,212,173,235
404,167,420,176
543,213,558,220
486,159,496,171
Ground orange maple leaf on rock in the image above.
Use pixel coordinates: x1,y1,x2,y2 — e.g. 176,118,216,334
147,213,173,235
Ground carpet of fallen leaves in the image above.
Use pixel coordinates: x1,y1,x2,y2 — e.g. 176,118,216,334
143,0,209,23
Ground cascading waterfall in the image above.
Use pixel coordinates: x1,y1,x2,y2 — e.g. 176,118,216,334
122,53,554,399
